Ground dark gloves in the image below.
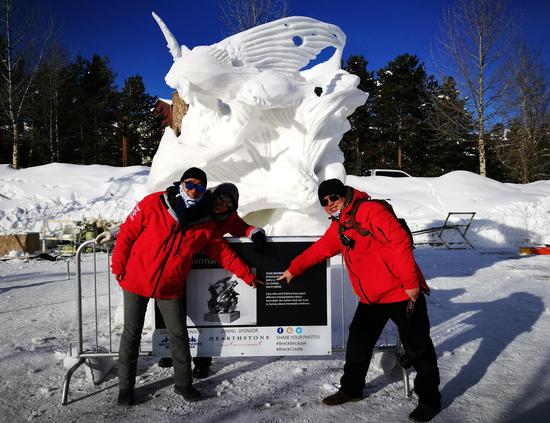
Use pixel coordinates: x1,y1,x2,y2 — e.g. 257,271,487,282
251,230,267,255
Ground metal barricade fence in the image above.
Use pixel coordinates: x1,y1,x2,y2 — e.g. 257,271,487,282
61,240,411,405
61,240,152,405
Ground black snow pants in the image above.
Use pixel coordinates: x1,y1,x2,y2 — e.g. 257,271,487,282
340,294,441,408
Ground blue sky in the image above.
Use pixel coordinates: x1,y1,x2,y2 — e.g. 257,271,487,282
46,0,549,98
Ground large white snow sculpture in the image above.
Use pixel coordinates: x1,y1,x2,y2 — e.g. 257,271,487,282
148,13,368,234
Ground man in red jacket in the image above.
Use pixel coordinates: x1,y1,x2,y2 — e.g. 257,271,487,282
99,181,266,379
278,179,440,423
112,168,261,406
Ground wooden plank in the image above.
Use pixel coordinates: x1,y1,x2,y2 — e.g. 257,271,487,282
0,233,40,256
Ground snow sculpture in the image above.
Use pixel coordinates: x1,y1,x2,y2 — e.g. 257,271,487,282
148,13,368,234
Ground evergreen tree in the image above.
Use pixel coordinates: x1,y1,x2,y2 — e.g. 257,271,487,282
341,55,376,175
119,75,164,165
424,76,478,175
27,44,68,166
371,54,429,174
57,55,118,165
83,55,119,164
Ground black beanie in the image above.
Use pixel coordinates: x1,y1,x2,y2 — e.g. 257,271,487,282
318,178,346,202
180,167,207,185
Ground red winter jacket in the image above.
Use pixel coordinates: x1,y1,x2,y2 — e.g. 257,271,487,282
214,212,260,238
288,188,428,304
111,191,255,299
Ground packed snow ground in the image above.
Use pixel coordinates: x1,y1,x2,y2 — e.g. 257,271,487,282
1,249,550,422
1,164,550,422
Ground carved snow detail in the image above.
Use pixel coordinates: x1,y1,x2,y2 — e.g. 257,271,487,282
148,14,368,228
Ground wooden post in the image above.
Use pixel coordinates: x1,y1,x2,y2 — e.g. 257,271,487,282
397,144,402,168
397,114,403,168
121,116,128,167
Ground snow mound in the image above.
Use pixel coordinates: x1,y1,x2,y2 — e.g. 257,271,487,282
1,164,549,246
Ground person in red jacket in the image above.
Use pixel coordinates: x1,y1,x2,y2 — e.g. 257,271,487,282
177,182,267,378
277,179,440,423
98,182,266,379
112,167,261,406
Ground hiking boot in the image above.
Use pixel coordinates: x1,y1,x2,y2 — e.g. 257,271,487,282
408,403,441,422
192,365,210,379
174,384,202,402
117,388,135,406
158,357,173,368
322,390,362,406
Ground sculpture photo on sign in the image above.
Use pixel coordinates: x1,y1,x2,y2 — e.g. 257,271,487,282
186,268,257,327
205,276,241,323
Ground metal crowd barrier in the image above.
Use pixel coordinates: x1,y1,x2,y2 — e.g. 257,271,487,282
61,240,152,405
61,240,410,405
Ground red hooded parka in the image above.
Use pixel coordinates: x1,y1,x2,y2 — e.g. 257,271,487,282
111,191,255,300
288,188,428,304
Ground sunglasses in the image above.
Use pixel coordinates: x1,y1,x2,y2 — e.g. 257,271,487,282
320,194,341,207
184,181,206,193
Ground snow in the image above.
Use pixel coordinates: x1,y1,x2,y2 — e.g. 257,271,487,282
0,163,149,235
1,13,550,422
2,164,549,247
1,163,550,422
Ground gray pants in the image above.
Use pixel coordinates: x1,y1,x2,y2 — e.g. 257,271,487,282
118,290,192,390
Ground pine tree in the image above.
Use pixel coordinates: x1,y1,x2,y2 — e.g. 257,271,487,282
341,55,376,175
57,55,118,165
371,54,429,174
424,76,478,175
119,75,164,165
27,44,68,166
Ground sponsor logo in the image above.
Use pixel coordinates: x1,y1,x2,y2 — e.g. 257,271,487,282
189,335,198,347
158,336,169,349
129,204,141,220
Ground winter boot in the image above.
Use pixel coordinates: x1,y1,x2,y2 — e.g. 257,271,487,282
408,403,441,422
192,365,210,379
174,384,202,402
322,390,362,406
117,388,135,406
158,357,173,368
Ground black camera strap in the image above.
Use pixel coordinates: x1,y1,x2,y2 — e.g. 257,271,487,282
339,198,371,232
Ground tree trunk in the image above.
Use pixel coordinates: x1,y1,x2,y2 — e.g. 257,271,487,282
355,135,360,175
478,31,486,177
397,114,403,168
478,131,486,177
11,123,19,169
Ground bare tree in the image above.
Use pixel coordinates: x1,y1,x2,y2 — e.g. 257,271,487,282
495,44,549,182
0,0,51,168
219,0,288,34
435,0,515,176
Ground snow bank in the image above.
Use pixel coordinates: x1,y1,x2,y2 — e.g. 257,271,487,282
1,164,549,247
0,163,149,234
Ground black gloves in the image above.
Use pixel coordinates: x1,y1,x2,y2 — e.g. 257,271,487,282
251,230,267,255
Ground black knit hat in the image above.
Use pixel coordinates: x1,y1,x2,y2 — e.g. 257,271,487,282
318,178,346,202
210,183,239,210
180,167,207,185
